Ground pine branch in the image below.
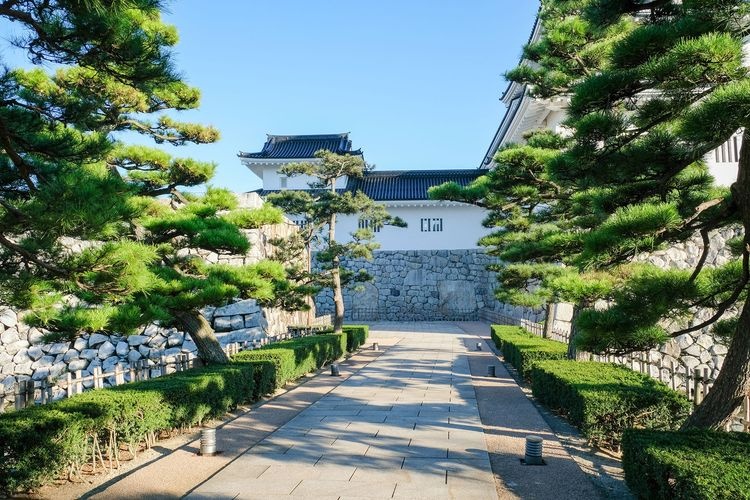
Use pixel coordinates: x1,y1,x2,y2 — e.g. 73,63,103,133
0,232,66,275
0,117,37,192
671,244,749,337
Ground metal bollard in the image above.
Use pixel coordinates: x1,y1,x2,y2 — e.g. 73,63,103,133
372,342,379,351
331,363,341,376
200,428,217,456
487,365,496,377
476,342,482,351
524,435,544,465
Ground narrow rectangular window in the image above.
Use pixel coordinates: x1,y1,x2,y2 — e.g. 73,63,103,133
359,219,380,232
280,175,288,189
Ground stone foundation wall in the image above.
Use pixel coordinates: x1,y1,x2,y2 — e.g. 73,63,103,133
0,211,310,411
314,249,501,321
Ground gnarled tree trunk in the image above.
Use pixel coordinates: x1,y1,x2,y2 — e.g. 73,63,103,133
175,310,229,365
683,130,750,429
329,212,344,334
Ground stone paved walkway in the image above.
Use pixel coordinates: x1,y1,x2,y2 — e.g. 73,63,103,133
187,323,496,500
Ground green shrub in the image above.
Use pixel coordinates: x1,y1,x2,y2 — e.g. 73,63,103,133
342,325,369,352
0,362,258,494
245,359,276,399
0,407,91,494
623,429,750,500
120,363,256,427
490,325,567,378
0,334,348,494
531,360,691,449
233,333,345,389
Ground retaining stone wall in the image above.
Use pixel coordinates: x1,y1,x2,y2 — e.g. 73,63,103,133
314,249,503,321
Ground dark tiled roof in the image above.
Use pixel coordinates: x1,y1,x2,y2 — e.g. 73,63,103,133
251,188,348,197
346,170,483,201
239,133,362,159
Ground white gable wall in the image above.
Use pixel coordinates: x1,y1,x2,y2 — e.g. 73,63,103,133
335,201,490,251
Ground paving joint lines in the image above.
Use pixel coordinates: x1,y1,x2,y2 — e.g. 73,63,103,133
457,321,632,500
186,323,498,500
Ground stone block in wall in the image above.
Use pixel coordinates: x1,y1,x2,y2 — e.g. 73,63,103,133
0,328,20,345
127,335,149,346
88,333,108,348
230,315,245,330
214,299,260,316
116,341,129,356
80,348,98,360
98,341,116,359
167,331,184,347
29,328,46,345
0,309,17,327
4,340,29,356
68,358,87,371
213,316,233,332
46,343,68,356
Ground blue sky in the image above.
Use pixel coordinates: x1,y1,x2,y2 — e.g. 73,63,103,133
3,1,539,192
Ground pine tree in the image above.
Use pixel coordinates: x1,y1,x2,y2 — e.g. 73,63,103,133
436,0,750,428
267,151,405,333
0,0,294,364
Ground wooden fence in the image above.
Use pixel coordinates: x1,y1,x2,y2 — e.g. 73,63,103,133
492,314,750,433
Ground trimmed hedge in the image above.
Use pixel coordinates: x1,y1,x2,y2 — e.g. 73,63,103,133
0,362,257,494
490,325,567,378
342,325,369,352
0,333,347,494
233,333,346,389
531,360,691,449
623,429,750,500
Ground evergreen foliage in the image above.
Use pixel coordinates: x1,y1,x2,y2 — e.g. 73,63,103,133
0,1,299,363
433,0,750,428
267,151,405,333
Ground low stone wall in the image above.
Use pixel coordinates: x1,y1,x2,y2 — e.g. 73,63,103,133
315,249,499,321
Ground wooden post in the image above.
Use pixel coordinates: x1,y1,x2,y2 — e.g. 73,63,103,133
14,382,23,410
159,355,167,377
75,370,83,395
693,369,702,404
66,372,73,398
670,360,677,391
93,366,103,389
128,362,136,383
114,365,124,386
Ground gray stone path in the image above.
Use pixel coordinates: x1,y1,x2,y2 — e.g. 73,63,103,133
188,323,496,500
